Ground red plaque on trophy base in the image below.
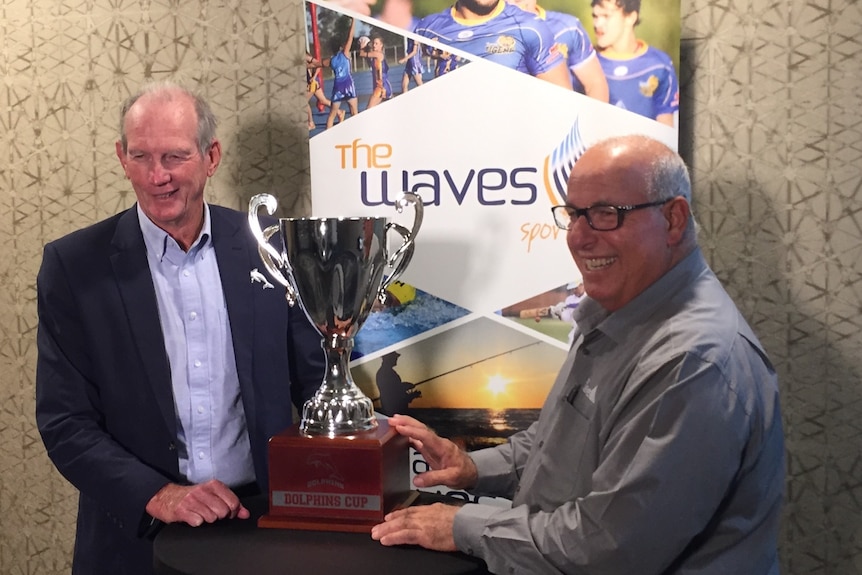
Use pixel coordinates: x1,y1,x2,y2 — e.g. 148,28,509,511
258,417,418,532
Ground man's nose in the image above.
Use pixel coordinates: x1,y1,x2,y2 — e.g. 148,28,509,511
567,212,595,246
149,161,171,185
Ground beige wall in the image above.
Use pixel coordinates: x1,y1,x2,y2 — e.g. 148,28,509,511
1,0,859,572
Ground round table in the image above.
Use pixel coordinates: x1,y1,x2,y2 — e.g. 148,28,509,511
153,493,491,575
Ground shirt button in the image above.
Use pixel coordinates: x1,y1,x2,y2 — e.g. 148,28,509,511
183,270,191,277
194,360,202,368
198,451,205,460
197,405,205,414
538,440,544,448
189,311,197,320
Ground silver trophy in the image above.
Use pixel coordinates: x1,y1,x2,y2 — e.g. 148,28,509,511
248,193,423,437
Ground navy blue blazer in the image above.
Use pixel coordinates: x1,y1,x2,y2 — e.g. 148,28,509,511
36,205,325,575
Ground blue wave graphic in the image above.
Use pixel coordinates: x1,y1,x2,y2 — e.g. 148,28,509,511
547,118,587,203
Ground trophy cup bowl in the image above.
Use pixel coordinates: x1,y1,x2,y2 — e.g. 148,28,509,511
248,192,423,531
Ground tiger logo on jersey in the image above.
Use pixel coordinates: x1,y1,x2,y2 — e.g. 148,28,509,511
639,75,660,97
555,42,569,59
486,35,516,55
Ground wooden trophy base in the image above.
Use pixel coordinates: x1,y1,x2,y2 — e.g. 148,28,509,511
259,416,418,532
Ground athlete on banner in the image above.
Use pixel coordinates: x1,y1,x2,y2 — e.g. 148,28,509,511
398,38,425,93
413,0,572,89
591,0,680,126
324,17,360,129
359,36,394,108
507,0,609,102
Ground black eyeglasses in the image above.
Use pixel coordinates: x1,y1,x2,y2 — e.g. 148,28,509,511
551,199,672,231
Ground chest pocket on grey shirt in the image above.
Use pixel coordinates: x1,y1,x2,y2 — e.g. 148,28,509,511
515,383,598,509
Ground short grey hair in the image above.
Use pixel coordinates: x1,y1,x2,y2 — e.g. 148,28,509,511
642,142,698,240
118,81,218,156
645,150,692,204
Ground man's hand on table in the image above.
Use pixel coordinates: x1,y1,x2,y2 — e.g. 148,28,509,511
146,479,250,527
371,502,459,552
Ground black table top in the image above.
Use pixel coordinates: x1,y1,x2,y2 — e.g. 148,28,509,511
153,493,491,575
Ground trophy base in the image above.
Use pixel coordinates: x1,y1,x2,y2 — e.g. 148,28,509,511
259,416,416,533
258,492,420,532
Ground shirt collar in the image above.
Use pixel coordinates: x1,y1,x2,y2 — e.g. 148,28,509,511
574,248,708,342
138,203,212,261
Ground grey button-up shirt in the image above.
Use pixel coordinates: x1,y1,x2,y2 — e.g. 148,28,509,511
453,249,785,575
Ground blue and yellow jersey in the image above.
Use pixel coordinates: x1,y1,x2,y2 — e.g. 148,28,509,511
597,41,679,121
414,0,562,77
307,72,321,95
537,7,595,91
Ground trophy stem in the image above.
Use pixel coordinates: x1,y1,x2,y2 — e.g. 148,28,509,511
300,335,378,437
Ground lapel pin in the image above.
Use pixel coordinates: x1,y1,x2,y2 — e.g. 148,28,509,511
250,268,275,290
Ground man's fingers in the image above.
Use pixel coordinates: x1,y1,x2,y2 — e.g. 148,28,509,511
177,480,245,524
371,509,420,546
372,504,457,551
388,414,424,428
147,480,249,526
412,469,453,488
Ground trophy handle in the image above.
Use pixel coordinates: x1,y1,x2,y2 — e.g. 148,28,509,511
380,192,423,299
248,194,299,305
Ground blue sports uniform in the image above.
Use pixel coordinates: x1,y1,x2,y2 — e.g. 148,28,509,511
414,0,562,77
404,39,425,77
538,7,596,93
329,51,357,101
434,51,460,76
597,41,679,121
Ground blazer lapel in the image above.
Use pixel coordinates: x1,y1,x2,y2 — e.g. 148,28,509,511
210,207,258,425
109,208,176,433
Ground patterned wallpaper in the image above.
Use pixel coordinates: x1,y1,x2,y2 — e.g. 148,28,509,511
682,3,862,573
1,0,860,573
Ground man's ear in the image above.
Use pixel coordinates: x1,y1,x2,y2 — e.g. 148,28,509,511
665,197,690,246
206,140,222,177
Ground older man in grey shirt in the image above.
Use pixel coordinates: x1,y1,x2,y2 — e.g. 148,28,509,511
371,135,785,574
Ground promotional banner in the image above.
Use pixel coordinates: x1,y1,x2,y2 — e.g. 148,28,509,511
305,0,680,500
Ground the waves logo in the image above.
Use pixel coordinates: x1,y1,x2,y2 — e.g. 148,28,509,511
543,118,587,207
345,120,586,210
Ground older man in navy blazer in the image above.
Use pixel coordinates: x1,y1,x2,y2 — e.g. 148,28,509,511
35,82,325,575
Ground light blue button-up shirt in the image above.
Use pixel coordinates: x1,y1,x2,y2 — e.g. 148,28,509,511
139,204,255,487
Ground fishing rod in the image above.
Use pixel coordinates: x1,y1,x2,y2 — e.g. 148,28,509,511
409,340,542,387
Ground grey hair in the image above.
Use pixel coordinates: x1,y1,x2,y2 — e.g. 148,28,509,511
118,81,218,156
642,142,698,240
644,149,691,204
